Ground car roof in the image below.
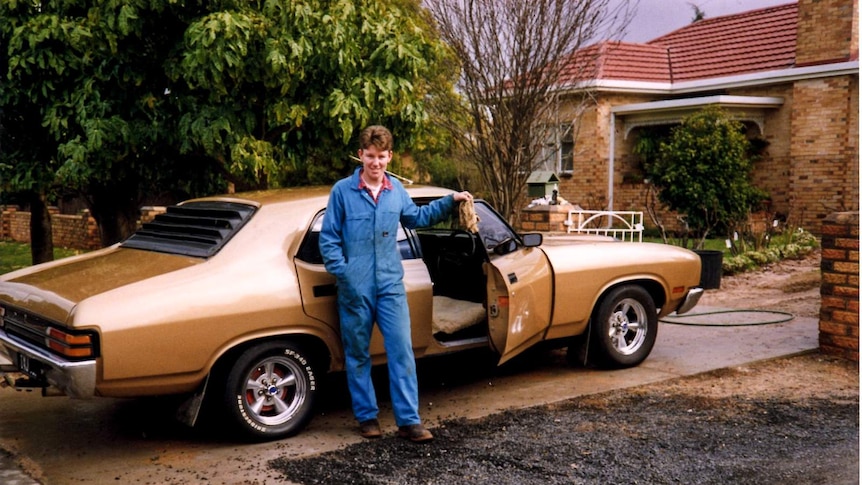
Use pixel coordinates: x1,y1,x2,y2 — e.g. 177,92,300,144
182,184,456,209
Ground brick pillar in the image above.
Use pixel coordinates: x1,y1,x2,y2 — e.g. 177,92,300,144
82,210,101,249
819,211,859,361
0,206,14,239
519,204,572,233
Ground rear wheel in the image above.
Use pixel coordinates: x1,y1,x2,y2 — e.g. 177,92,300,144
588,285,657,368
223,341,318,441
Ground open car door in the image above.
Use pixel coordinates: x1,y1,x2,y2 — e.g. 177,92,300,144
485,244,553,365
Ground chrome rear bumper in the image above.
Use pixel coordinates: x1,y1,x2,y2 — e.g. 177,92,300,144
0,329,96,398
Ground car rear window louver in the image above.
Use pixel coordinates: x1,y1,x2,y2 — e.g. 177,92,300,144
121,201,257,258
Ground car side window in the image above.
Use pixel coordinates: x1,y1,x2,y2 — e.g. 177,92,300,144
474,202,517,250
295,212,326,264
295,210,418,264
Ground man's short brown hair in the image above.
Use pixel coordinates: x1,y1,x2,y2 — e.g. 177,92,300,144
359,125,393,151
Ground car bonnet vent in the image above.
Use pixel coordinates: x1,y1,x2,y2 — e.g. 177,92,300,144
121,201,257,258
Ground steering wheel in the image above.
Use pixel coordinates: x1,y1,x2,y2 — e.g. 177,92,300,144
433,230,476,283
446,229,477,257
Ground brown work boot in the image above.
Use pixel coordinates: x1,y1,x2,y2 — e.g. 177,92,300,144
397,424,433,443
358,419,382,439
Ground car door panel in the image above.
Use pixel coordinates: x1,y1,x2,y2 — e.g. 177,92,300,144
485,247,553,365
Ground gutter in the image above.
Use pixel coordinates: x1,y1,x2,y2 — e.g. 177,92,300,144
557,60,859,95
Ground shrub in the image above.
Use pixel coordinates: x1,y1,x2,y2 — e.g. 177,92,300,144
719,229,817,276
638,107,767,249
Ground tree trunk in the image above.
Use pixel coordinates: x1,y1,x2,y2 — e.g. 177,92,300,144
87,183,141,247
28,192,54,265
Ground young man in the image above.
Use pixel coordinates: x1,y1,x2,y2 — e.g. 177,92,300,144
319,125,472,443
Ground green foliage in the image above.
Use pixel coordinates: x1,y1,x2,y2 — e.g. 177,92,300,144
170,0,449,187
640,107,767,248
1,0,452,244
721,228,818,276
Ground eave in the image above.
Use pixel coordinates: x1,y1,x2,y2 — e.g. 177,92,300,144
557,60,859,95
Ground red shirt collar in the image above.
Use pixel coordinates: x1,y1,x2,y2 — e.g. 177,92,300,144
358,169,393,202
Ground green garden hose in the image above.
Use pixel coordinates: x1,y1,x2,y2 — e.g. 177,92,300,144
660,309,796,327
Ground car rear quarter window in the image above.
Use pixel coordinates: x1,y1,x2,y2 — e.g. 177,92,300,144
296,211,418,264
121,201,256,258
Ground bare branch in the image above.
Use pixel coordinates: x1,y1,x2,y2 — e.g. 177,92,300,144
425,0,636,220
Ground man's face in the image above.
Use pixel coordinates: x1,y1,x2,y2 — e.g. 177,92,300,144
358,145,391,181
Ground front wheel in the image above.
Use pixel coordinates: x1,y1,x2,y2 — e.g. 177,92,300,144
223,341,318,441
589,285,657,368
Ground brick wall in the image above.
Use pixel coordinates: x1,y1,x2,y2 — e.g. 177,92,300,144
0,206,169,250
796,0,858,65
790,76,859,230
819,211,859,361
1,206,101,250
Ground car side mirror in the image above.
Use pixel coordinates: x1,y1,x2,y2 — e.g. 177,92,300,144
521,233,542,247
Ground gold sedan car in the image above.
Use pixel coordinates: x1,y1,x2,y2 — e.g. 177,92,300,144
0,186,702,440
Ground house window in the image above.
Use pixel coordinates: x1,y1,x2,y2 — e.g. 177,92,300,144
538,124,574,174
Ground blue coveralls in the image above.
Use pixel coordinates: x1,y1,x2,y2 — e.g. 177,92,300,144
319,167,455,426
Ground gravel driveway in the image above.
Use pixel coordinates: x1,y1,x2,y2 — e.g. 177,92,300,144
270,353,858,485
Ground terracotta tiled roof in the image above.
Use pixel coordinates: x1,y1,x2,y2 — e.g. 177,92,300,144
650,2,798,81
560,2,799,84
559,42,672,84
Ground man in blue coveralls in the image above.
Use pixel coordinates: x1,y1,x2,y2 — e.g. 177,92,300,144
319,125,472,443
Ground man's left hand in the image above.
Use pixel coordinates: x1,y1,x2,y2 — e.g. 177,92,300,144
453,191,473,202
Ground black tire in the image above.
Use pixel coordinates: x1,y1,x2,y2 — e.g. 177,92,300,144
588,285,657,368
223,341,318,441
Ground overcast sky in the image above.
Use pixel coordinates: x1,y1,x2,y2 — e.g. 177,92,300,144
617,0,795,42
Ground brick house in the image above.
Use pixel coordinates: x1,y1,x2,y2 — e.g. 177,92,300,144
538,0,858,234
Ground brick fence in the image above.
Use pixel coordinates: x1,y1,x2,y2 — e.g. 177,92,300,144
1,206,102,250
1,206,167,250
819,212,860,361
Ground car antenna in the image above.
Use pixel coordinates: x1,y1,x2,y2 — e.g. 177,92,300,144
350,155,414,185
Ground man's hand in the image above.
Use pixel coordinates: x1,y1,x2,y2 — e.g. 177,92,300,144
453,191,473,202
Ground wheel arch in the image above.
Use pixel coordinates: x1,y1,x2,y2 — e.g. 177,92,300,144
210,331,335,382
593,278,666,318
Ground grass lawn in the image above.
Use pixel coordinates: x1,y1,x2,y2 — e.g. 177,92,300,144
0,241,84,275
643,236,729,255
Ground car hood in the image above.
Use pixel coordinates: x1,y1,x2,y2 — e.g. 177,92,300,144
539,238,701,285
0,247,201,324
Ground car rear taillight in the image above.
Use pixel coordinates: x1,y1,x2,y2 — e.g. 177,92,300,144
46,327,95,359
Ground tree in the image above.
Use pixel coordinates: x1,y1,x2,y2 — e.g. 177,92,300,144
1,0,449,249
172,0,450,187
423,0,635,221
640,107,767,249
0,104,59,264
0,0,218,247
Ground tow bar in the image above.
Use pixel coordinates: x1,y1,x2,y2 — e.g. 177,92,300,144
0,370,52,394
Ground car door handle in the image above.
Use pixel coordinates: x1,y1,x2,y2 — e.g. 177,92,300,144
313,284,337,298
